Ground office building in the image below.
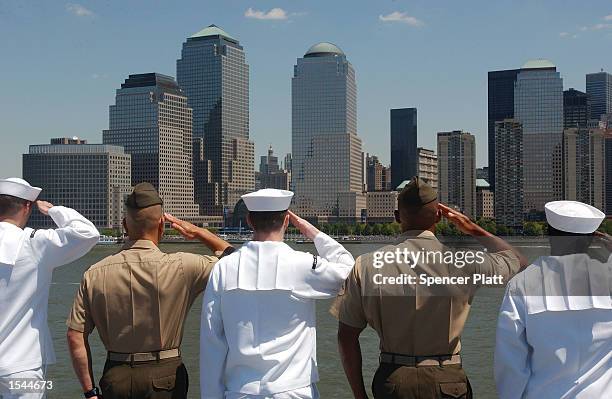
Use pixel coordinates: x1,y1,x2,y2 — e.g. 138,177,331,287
586,71,612,121
605,130,612,215
291,42,364,221
494,119,524,229
563,128,605,211
102,73,200,220
563,88,590,128
256,145,290,190
437,130,476,218
476,179,494,219
366,191,398,224
514,60,563,215
390,108,417,189
416,147,438,191
476,167,489,181
366,154,389,192
488,68,520,190
177,25,254,215
23,138,131,229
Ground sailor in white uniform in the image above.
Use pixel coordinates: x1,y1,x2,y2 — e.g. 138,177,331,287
0,178,99,398
494,200,612,399
200,189,355,399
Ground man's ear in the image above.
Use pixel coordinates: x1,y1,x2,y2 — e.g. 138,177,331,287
158,217,165,237
394,210,401,224
436,209,442,223
122,218,128,235
283,213,290,230
246,213,254,230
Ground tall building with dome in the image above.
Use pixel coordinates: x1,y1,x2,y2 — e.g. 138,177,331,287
291,42,365,222
177,25,254,216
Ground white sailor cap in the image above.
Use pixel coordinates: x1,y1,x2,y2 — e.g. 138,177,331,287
0,178,42,202
241,189,294,212
544,200,605,234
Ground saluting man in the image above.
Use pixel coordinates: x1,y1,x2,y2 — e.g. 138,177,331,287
67,182,234,399
332,177,527,399
200,188,355,399
0,177,100,399
495,201,612,399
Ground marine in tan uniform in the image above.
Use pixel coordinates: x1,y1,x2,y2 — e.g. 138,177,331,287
66,183,234,399
331,177,528,399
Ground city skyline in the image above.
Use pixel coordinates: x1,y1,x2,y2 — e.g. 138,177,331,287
2,1,611,178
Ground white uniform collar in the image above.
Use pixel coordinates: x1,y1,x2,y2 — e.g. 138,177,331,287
225,240,297,291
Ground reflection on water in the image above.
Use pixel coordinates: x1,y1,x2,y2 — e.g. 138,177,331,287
46,241,553,398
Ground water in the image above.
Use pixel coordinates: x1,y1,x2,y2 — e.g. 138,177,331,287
45,242,546,398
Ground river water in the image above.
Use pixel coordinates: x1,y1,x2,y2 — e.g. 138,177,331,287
45,241,549,398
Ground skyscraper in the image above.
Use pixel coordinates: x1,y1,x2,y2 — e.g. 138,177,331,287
563,88,590,128
514,60,563,215
390,108,417,189
563,128,606,211
586,71,612,121
488,69,519,191
291,42,364,221
437,131,476,218
256,146,290,190
605,130,612,215
416,147,438,191
476,179,494,219
103,73,200,219
177,25,254,215
494,119,524,229
23,138,131,229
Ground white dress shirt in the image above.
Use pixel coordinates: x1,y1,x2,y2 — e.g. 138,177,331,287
0,206,99,376
200,232,354,399
494,254,612,399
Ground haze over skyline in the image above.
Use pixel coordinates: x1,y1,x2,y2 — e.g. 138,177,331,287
1,0,611,178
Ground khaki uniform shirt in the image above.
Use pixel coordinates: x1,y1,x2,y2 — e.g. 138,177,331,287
67,240,217,353
331,230,521,356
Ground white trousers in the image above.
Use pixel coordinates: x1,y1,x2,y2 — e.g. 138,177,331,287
0,367,46,399
225,384,320,399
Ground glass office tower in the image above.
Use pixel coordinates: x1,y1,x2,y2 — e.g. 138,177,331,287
177,25,254,215
487,69,519,191
586,71,612,121
390,108,417,190
514,60,563,214
291,42,364,220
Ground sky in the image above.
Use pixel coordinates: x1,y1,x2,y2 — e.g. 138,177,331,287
1,0,611,178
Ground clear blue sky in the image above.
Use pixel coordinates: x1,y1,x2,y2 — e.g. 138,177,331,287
1,0,611,178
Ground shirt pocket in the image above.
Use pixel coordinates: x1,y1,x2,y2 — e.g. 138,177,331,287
152,374,176,392
439,382,468,398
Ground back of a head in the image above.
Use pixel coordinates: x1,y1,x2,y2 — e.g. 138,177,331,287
547,224,593,255
241,188,294,235
123,182,164,240
397,177,439,231
0,195,29,219
545,201,604,256
125,205,163,238
248,210,288,233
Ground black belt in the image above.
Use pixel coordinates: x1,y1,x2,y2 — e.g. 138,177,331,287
380,352,462,367
107,348,181,363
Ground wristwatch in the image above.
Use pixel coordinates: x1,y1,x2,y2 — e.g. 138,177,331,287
84,387,101,398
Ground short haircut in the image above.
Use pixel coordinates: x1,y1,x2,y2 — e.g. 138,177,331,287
125,204,163,236
547,224,594,253
0,195,29,217
248,210,288,233
397,198,439,230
